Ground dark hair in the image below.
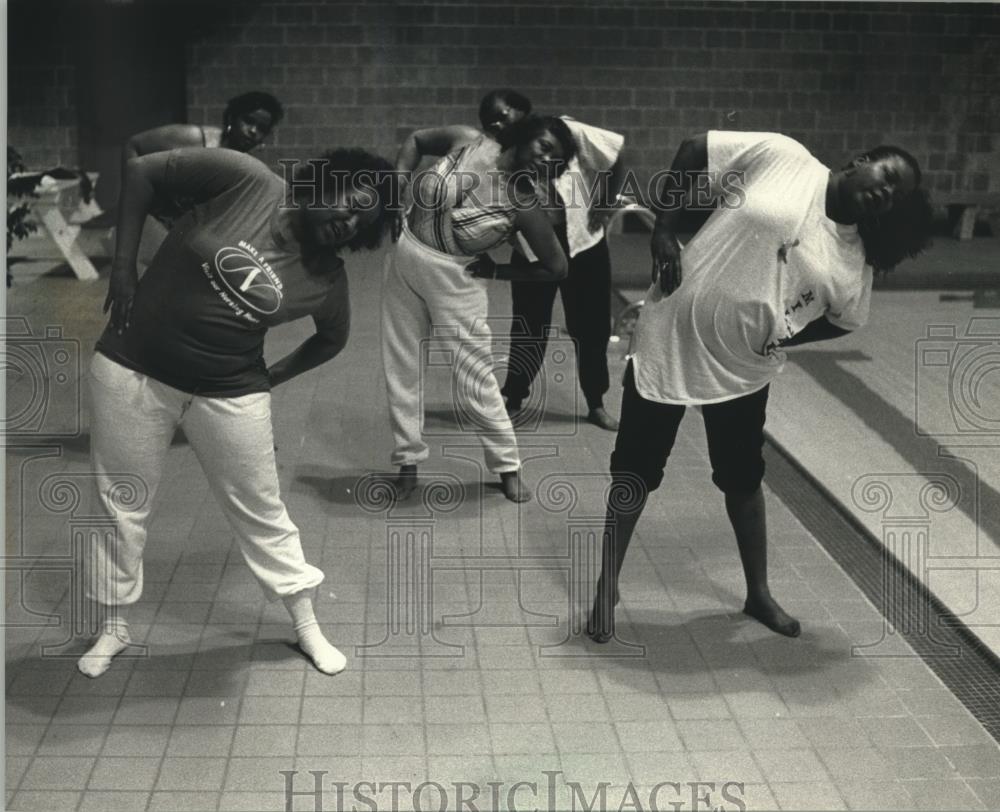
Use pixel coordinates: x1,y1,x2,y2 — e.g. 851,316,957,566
845,144,922,187
848,146,933,272
223,91,285,129
496,114,578,171
857,187,934,272
477,88,533,129
292,148,395,252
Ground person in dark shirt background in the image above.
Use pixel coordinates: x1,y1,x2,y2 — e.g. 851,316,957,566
117,91,284,271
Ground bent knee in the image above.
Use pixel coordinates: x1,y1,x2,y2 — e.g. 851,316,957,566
710,459,764,495
610,450,664,497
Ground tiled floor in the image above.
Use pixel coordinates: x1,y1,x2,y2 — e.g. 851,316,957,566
6,240,1000,811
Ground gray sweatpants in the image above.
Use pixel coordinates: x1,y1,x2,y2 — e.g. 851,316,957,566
86,353,324,606
381,225,520,474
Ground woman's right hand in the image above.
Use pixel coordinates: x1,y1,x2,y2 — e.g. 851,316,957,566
465,254,497,279
104,264,137,335
650,226,683,295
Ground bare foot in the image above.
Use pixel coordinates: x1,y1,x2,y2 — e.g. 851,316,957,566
500,471,531,503
587,407,619,432
587,601,614,643
393,464,418,501
743,594,801,637
586,579,621,643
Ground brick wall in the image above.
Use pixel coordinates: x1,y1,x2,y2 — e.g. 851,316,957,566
8,3,79,168
184,0,999,200
10,0,999,199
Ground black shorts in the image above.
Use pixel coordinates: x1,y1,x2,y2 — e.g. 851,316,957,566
610,361,769,498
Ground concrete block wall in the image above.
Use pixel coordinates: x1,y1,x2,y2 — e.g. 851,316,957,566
9,1,999,198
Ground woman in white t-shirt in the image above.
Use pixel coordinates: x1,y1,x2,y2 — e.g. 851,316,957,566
588,130,933,643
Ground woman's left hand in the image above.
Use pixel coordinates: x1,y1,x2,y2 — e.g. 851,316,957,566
465,254,497,279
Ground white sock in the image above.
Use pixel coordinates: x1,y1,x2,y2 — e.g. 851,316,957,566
282,592,346,676
77,611,130,679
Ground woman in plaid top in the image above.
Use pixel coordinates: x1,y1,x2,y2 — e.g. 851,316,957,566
384,115,576,502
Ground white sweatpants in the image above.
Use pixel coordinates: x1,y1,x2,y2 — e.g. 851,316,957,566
381,225,520,474
86,353,325,606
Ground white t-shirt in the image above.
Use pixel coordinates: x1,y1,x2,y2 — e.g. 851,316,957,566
516,117,625,260
632,131,872,405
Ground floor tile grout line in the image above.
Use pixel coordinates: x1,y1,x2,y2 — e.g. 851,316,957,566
525,635,563,790
211,545,259,812
8,543,83,799
763,439,1000,748
134,550,197,812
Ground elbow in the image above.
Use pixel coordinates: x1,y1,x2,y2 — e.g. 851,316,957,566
123,155,147,181
546,256,569,281
325,324,350,358
120,156,156,202
678,134,708,165
325,333,349,359
123,137,139,161
395,138,417,168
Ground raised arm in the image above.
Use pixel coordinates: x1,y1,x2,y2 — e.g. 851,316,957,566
121,124,207,187
650,133,708,295
106,152,174,331
393,125,482,240
394,125,482,176
268,273,351,387
106,148,258,332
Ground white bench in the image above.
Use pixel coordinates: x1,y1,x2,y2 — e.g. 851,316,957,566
937,191,1000,241
14,172,102,281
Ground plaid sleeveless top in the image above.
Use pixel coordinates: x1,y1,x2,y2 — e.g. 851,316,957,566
407,135,526,256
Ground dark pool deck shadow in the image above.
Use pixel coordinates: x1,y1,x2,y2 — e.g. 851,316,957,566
789,349,1000,553
554,608,875,696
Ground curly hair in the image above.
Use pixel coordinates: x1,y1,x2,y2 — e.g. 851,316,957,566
292,147,395,252
477,88,533,129
223,91,285,130
848,146,934,272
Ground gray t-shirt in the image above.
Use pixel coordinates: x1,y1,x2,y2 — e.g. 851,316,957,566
98,148,350,396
